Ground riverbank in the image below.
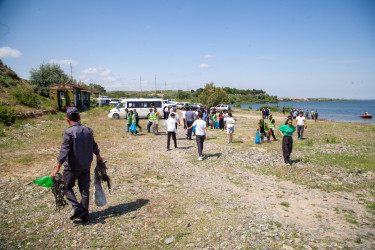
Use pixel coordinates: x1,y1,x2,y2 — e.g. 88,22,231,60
0,107,374,248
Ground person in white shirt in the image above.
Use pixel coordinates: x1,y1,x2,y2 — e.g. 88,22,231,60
170,108,180,130
295,112,307,140
164,113,177,150
181,110,187,129
187,112,208,161
225,112,235,144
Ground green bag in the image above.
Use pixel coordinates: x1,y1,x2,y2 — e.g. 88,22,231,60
33,176,53,187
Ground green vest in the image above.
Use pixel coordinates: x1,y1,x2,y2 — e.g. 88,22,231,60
259,121,269,132
149,111,154,122
211,114,216,122
132,114,136,123
269,119,275,129
126,113,131,123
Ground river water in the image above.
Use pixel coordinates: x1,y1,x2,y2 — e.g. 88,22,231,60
230,100,375,125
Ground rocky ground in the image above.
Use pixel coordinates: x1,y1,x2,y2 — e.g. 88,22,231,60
0,108,374,249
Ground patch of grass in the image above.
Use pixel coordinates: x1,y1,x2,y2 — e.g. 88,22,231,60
156,175,163,180
302,139,314,146
344,214,358,224
280,201,290,208
355,237,362,244
325,135,339,144
366,201,375,215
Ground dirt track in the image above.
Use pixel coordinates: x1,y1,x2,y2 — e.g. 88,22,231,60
0,109,374,249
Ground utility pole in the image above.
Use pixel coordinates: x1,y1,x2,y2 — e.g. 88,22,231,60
140,76,142,92
70,63,73,84
154,75,157,92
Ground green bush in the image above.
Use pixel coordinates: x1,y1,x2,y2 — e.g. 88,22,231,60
0,103,17,124
12,88,40,108
0,123,5,136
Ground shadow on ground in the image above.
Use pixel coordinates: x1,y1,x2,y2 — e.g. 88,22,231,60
80,199,149,225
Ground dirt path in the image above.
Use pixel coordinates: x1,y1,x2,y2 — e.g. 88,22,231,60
0,110,374,249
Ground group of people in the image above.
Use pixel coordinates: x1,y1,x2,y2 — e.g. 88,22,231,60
50,104,312,223
163,106,236,160
289,108,319,121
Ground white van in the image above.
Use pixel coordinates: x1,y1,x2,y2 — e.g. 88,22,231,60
108,98,164,119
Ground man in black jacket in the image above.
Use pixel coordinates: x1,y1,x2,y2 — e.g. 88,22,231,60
50,107,103,222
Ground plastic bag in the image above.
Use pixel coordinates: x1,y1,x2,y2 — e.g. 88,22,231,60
129,123,137,133
94,183,107,206
192,125,196,133
255,131,261,144
33,176,53,187
215,121,219,129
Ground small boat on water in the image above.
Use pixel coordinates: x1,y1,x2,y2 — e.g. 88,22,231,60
361,112,373,119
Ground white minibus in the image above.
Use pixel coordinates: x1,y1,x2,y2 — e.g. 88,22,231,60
108,98,164,119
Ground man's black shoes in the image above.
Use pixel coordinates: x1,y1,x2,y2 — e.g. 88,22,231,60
70,209,85,220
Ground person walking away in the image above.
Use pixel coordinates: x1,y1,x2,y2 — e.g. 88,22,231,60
125,109,131,132
163,105,168,119
164,113,177,150
170,108,180,130
262,108,266,119
147,108,154,133
129,110,137,135
290,109,293,118
133,109,142,131
188,112,208,160
223,110,228,128
295,112,307,140
258,118,270,143
278,118,296,165
185,107,196,140
219,111,224,130
226,112,235,143
315,110,319,122
311,109,315,121
305,109,309,119
210,111,217,129
266,108,270,119
268,114,277,141
50,107,103,222
182,109,187,129
153,107,159,134
282,106,285,115
202,110,208,128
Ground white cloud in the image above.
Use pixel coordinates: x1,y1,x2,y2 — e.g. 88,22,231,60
102,76,116,82
82,67,111,76
203,54,213,60
49,59,78,66
0,46,22,58
199,64,209,68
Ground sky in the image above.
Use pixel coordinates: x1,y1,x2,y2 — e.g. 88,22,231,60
0,0,374,99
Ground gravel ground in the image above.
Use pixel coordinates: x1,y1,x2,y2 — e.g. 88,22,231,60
0,109,374,249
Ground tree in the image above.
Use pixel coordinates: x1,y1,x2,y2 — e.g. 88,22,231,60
89,83,106,94
198,82,230,107
29,63,70,96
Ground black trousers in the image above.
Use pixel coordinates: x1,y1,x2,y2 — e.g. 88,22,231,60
282,136,293,163
297,125,304,138
270,128,277,140
63,170,91,215
196,135,205,156
136,119,142,130
186,120,194,139
167,132,177,148
219,118,224,129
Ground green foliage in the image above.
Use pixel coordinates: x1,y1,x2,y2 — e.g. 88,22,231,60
223,87,265,95
29,63,70,97
176,91,191,100
280,201,290,208
12,88,40,108
0,123,5,136
0,74,18,88
89,83,106,94
198,82,230,107
0,103,17,124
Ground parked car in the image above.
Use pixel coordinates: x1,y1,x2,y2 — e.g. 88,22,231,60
213,104,231,111
181,104,191,110
96,99,111,107
176,102,185,109
109,99,120,106
189,104,201,110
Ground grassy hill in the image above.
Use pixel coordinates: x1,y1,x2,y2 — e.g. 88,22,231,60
0,60,53,125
